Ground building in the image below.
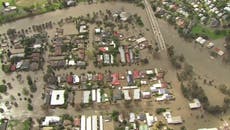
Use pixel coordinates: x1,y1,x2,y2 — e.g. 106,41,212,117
189,99,201,109
198,128,218,130
142,91,151,99
92,115,98,130
99,116,103,130
97,89,101,103
118,46,126,63
136,37,147,44
123,90,131,100
195,37,207,45
73,75,80,84
111,73,120,86
129,113,135,123
81,115,86,130
86,116,92,130
163,111,183,124
146,113,157,126
42,116,61,126
50,90,65,106
133,88,141,100
83,91,91,103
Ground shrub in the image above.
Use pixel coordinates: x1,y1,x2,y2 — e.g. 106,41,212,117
0,85,7,93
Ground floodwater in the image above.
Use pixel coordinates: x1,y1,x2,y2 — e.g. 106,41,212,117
0,2,149,33
0,2,230,129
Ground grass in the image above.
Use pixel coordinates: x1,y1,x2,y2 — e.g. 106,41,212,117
0,0,47,7
191,24,230,39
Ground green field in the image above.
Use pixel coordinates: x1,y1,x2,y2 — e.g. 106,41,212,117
191,24,230,39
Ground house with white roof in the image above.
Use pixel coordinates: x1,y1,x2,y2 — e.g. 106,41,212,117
50,90,65,106
42,116,61,126
123,90,131,100
73,75,80,84
133,88,141,100
83,91,91,103
189,98,201,109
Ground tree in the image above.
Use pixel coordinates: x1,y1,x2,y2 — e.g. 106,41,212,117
27,104,33,111
111,110,119,121
0,85,7,93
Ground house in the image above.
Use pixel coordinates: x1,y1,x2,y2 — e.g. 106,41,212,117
67,59,76,66
79,25,88,33
42,116,61,126
20,60,30,70
81,115,86,130
189,99,201,109
133,70,140,79
142,91,151,99
92,115,98,130
73,75,80,84
2,2,10,8
65,0,76,7
97,73,104,81
97,89,101,103
86,116,91,130
197,128,218,130
163,111,183,124
66,75,73,84
133,88,141,100
123,90,131,100
207,42,214,48
176,17,185,28
146,113,157,126
129,113,136,123
99,116,103,130
95,28,101,34
76,61,86,68
119,46,126,63
195,37,207,45
214,48,224,56
127,71,134,85
137,113,146,121
136,37,147,44
210,18,220,27
50,90,65,106
167,116,183,124
119,12,129,21
99,47,109,52
74,117,80,127
83,91,91,103
113,90,123,101
111,73,120,86
103,53,110,64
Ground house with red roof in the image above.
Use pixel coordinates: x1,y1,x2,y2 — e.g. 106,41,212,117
133,70,140,79
66,75,73,84
74,117,80,127
97,73,104,81
111,73,120,86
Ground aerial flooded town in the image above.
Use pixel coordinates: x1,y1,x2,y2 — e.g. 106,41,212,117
0,0,230,130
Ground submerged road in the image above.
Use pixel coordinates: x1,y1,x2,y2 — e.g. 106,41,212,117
144,0,166,51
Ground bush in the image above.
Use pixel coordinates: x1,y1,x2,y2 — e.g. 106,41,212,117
0,85,7,93
156,108,167,115
111,111,119,121
27,104,33,111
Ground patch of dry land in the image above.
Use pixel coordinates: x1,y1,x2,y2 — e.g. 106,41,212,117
0,1,230,130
